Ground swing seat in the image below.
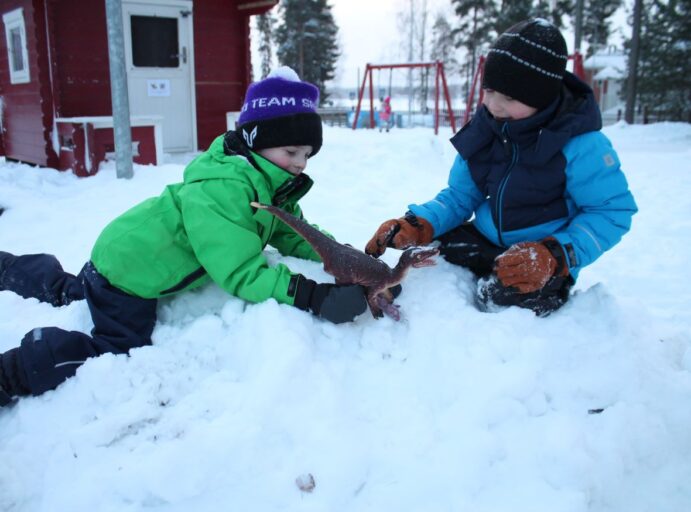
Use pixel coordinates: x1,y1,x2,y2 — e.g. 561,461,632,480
347,111,382,129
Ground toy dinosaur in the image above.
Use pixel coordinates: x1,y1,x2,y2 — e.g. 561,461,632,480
251,201,438,320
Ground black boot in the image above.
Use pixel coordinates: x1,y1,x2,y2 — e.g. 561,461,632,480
0,348,30,407
0,251,12,291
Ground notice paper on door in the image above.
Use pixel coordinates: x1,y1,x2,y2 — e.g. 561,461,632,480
147,79,171,97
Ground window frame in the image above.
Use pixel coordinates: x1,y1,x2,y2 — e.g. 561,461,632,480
2,7,30,84
130,14,180,69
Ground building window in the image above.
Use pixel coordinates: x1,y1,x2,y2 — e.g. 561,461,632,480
131,15,179,68
2,8,30,84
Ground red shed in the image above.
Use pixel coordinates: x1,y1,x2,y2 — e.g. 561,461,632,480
0,0,277,175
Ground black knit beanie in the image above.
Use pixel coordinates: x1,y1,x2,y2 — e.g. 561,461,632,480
482,19,568,110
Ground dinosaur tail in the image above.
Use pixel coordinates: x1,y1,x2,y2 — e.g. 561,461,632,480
249,201,335,255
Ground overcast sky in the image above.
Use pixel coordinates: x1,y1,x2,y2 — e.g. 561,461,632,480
330,0,452,89
251,0,452,89
252,0,631,91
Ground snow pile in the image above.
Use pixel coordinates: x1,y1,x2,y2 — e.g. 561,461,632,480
1,123,690,511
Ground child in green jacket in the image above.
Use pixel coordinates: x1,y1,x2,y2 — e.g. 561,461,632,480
0,67,367,407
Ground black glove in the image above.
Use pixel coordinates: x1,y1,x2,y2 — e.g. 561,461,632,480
292,275,368,324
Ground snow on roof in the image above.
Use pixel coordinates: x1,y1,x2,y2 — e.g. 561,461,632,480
584,50,627,71
594,65,626,80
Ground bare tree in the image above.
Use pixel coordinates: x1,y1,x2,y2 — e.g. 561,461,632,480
396,0,435,113
624,0,642,123
430,13,459,74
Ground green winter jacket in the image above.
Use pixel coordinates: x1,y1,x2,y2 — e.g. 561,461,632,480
90,134,322,305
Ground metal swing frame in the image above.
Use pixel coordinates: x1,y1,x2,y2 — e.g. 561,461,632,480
352,61,457,135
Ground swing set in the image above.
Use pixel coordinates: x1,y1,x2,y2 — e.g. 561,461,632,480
353,53,586,132
351,61,456,135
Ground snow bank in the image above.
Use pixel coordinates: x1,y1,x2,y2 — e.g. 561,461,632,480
1,123,690,512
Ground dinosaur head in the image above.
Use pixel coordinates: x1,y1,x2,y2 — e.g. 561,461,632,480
399,246,439,269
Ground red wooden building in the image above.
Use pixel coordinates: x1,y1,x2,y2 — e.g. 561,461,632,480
0,0,277,175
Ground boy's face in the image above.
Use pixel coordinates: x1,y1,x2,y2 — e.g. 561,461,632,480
482,89,538,121
257,145,312,176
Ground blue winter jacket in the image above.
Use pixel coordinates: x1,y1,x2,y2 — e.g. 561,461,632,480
409,73,637,279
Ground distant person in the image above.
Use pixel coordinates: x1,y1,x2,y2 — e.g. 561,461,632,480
0,67,369,407
365,19,637,316
379,96,393,132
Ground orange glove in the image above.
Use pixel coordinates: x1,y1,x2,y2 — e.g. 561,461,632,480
365,213,434,257
494,238,569,293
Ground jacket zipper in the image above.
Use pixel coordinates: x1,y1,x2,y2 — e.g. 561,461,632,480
495,123,518,247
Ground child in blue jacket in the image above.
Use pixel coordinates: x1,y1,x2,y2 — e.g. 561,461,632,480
366,19,637,316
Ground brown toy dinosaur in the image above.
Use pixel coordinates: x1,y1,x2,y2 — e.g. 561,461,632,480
251,201,438,320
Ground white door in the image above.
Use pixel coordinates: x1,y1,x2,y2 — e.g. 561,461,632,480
122,0,196,152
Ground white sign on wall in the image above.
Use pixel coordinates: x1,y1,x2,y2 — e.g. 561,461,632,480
147,79,171,97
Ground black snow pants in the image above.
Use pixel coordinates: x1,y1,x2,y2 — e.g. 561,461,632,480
436,224,573,316
0,252,156,397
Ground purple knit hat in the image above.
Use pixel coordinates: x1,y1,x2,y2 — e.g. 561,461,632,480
236,67,323,156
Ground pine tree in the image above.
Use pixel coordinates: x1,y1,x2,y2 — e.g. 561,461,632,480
492,0,572,33
582,0,622,55
495,1,572,34
275,0,340,105
625,0,691,121
451,0,497,97
256,12,275,79
532,0,572,28
493,0,533,33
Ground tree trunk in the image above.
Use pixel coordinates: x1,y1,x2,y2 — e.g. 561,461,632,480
625,0,643,124
574,0,584,51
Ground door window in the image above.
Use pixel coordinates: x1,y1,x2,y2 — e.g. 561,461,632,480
2,8,30,84
131,15,179,68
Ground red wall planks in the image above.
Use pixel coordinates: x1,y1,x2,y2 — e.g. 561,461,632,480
50,0,111,117
0,0,271,171
0,0,55,167
192,0,251,148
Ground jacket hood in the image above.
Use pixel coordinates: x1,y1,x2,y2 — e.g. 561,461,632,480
451,72,602,164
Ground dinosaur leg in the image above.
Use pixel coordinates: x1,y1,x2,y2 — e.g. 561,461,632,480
367,294,384,319
375,294,401,321
381,288,397,301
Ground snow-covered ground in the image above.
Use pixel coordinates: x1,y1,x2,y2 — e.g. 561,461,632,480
1,122,690,511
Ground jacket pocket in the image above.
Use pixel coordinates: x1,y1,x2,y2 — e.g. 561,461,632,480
159,267,207,295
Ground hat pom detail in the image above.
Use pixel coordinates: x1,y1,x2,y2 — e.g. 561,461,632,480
267,66,301,82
